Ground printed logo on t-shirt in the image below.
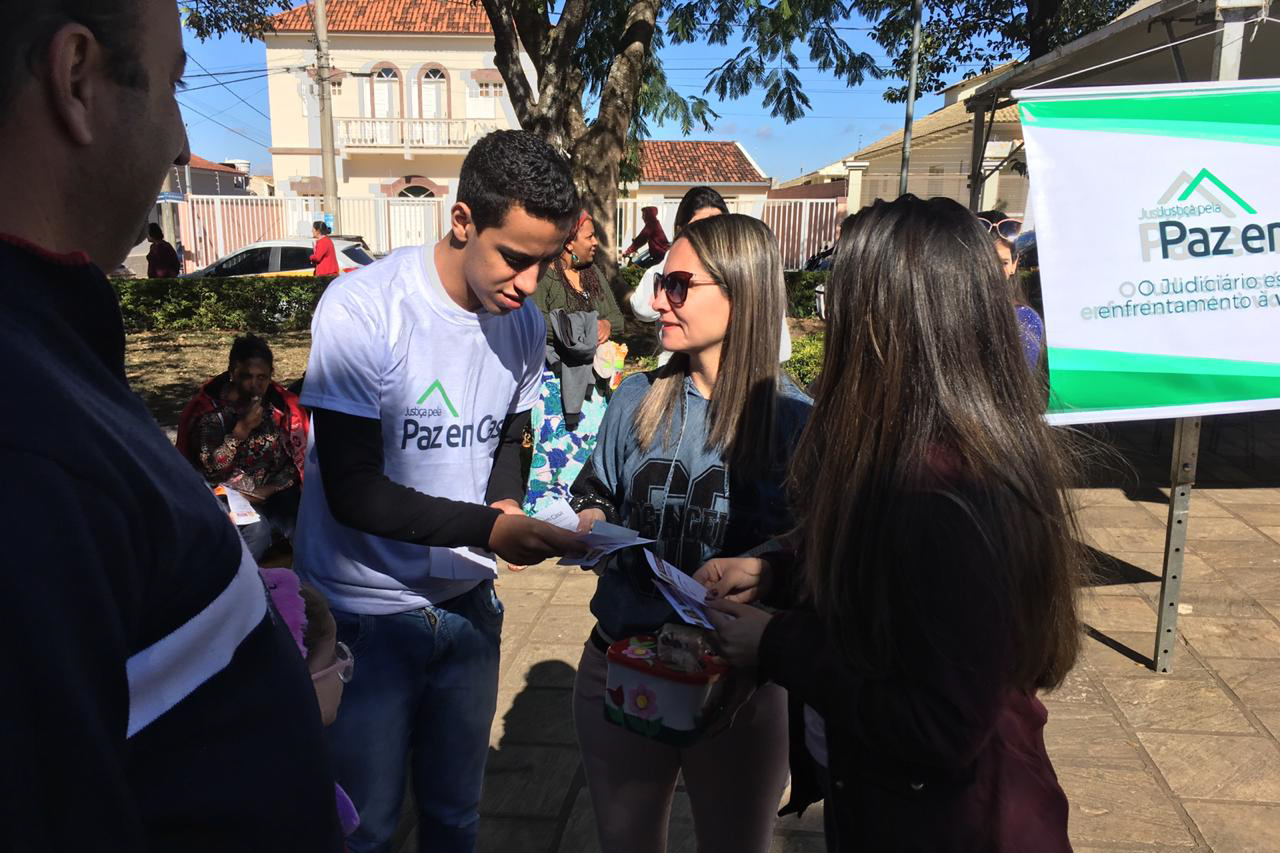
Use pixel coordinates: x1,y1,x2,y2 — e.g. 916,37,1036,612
415,379,459,417
401,379,503,452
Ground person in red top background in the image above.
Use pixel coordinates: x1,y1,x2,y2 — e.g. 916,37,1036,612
310,220,338,276
621,204,669,268
146,222,179,277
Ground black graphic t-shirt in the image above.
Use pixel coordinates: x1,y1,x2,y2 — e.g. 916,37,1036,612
572,370,811,639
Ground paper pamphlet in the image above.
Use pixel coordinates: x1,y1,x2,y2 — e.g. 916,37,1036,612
213,485,260,526
644,551,714,630
532,497,580,532
557,519,654,567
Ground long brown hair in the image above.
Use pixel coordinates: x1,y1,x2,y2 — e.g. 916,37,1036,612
789,195,1082,691
634,214,786,471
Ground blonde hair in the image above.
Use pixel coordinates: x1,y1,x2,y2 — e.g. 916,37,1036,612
633,214,787,470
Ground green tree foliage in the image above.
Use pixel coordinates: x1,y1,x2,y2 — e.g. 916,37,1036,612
858,1,1132,102
180,1,289,40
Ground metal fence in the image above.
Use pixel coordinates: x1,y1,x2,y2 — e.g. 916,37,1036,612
176,194,839,272
617,197,839,269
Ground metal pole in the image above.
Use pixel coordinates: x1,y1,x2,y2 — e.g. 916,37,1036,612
967,103,987,211
312,0,341,232
898,0,923,196
1154,0,1260,674
159,167,178,256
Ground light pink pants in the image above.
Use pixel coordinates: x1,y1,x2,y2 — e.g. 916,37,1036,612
572,640,790,853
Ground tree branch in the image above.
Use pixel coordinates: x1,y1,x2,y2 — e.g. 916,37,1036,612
478,0,539,126
584,0,661,150
510,0,551,76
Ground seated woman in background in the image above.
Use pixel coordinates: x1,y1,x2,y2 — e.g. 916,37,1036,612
705,196,1081,853
524,212,625,519
176,333,309,559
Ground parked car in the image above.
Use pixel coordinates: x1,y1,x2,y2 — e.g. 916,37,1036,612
182,238,374,278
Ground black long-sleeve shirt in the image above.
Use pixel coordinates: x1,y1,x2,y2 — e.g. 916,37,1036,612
311,406,530,548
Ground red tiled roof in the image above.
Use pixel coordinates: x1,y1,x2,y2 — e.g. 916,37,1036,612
637,140,769,185
269,1,492,35
189,154,245,174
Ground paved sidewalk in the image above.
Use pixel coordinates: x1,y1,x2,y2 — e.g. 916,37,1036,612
393,413,1280,853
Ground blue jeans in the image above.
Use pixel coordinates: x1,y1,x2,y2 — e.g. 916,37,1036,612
327,581,504,853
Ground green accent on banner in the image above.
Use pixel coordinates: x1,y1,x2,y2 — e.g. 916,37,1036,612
1019,90,1280,146
1177,168,1256,214
1047,348,1280,415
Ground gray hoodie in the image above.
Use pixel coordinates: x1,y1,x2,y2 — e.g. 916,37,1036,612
571,369,811,640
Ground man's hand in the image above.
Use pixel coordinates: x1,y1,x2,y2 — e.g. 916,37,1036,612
575,508,605,534
596,319,612,345
488,514,584,565
233,397,264,440
489,499,523,516
693,557,772,604
707,598,774,668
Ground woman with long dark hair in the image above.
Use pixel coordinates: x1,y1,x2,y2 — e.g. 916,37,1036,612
705,195,1082,852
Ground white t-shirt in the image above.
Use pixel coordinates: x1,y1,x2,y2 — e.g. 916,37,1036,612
295,245,544,614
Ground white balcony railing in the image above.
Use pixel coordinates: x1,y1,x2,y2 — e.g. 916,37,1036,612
337,117,498,150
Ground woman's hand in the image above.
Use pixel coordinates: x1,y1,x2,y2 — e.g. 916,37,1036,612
576,508,605,534
232,397,264,441
489,499,524,516
707,598,773,668
693,557,772,604
596,318,612,345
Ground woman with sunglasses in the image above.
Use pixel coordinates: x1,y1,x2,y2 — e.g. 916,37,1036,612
979,211,1044,369
706,196,1081,852
569,214,811,853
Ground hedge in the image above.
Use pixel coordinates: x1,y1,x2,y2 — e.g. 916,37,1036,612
783,333,824,388
113,276,330,333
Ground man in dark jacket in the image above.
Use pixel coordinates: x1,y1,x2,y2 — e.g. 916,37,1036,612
622,204,670,268
0,2,344,850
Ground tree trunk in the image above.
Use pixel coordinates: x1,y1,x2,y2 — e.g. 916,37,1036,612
479,0,659,276
572,131,625,284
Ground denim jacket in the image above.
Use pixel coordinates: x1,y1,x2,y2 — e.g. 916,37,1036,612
570,369,811,640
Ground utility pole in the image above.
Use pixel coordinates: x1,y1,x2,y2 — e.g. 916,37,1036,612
312,0,341,232
159,167,178,249
898,0,924,196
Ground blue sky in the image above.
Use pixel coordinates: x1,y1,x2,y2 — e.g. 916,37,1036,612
177,9,959,182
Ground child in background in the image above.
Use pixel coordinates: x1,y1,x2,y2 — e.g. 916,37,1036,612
260,569,360,837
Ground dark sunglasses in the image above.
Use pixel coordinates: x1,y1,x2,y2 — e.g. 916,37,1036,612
653,270,721,308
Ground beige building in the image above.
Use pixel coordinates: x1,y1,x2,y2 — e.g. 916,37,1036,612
786,65,1028,216
264,0,529,200
853,67,1027,215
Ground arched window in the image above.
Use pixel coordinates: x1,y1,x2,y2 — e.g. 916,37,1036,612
420,67,447,119
370,64,402,119
399,186,434,198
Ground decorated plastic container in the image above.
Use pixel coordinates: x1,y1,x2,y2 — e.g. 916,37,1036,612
603,635,728,746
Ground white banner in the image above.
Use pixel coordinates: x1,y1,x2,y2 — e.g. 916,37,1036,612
1016,79,1280,425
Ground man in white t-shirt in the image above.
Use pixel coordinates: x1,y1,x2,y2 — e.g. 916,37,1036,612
295,130,583,853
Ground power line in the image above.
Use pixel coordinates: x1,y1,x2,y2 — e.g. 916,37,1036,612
182,66,270,78
183,84,271,131
188,54,271,120
178,101,272,149
178,71,282,94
